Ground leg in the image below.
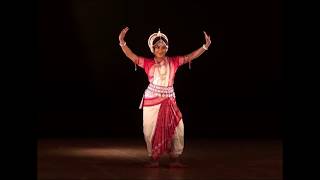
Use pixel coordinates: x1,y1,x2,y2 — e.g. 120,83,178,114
143,105,161,167
169,120,187,168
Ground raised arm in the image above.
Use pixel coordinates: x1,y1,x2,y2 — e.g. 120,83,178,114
183,31,212,63
119,27,139,63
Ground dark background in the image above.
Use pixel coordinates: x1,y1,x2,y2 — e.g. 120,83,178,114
37,0,283,138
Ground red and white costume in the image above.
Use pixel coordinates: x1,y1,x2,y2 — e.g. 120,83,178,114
136,56,188,160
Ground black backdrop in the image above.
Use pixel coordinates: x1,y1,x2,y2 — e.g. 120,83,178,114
37,0,283,138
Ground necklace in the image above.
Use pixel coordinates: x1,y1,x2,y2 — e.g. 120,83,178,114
154,57,168,81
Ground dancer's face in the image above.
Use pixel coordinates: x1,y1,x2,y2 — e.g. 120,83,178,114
153,42,167,58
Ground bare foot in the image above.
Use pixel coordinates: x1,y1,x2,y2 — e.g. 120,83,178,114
144,161,159,168
169,161,188,168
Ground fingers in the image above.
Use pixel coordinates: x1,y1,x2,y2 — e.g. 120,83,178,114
203,31,212,47
206,35,211,40
119,27,129,41
203,31,210,40
120,27,129,34
204,31,209,37
122,27,129,34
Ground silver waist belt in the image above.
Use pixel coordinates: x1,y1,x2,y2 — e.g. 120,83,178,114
145,83,175,98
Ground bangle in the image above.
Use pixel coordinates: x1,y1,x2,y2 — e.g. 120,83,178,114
119,42,126,47
202,44,208,50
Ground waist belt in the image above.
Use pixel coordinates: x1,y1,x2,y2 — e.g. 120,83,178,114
145,83,175,98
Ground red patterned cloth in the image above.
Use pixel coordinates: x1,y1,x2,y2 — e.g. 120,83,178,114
151,98,182,160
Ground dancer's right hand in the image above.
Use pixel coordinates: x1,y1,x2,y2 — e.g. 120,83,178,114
119,27,129,44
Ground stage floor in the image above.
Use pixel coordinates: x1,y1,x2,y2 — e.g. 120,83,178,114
38,138,282,180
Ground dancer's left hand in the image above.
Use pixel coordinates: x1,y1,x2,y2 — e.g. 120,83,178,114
203,31,212,49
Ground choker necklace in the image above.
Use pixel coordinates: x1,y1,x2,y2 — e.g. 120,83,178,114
154,57,167,65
